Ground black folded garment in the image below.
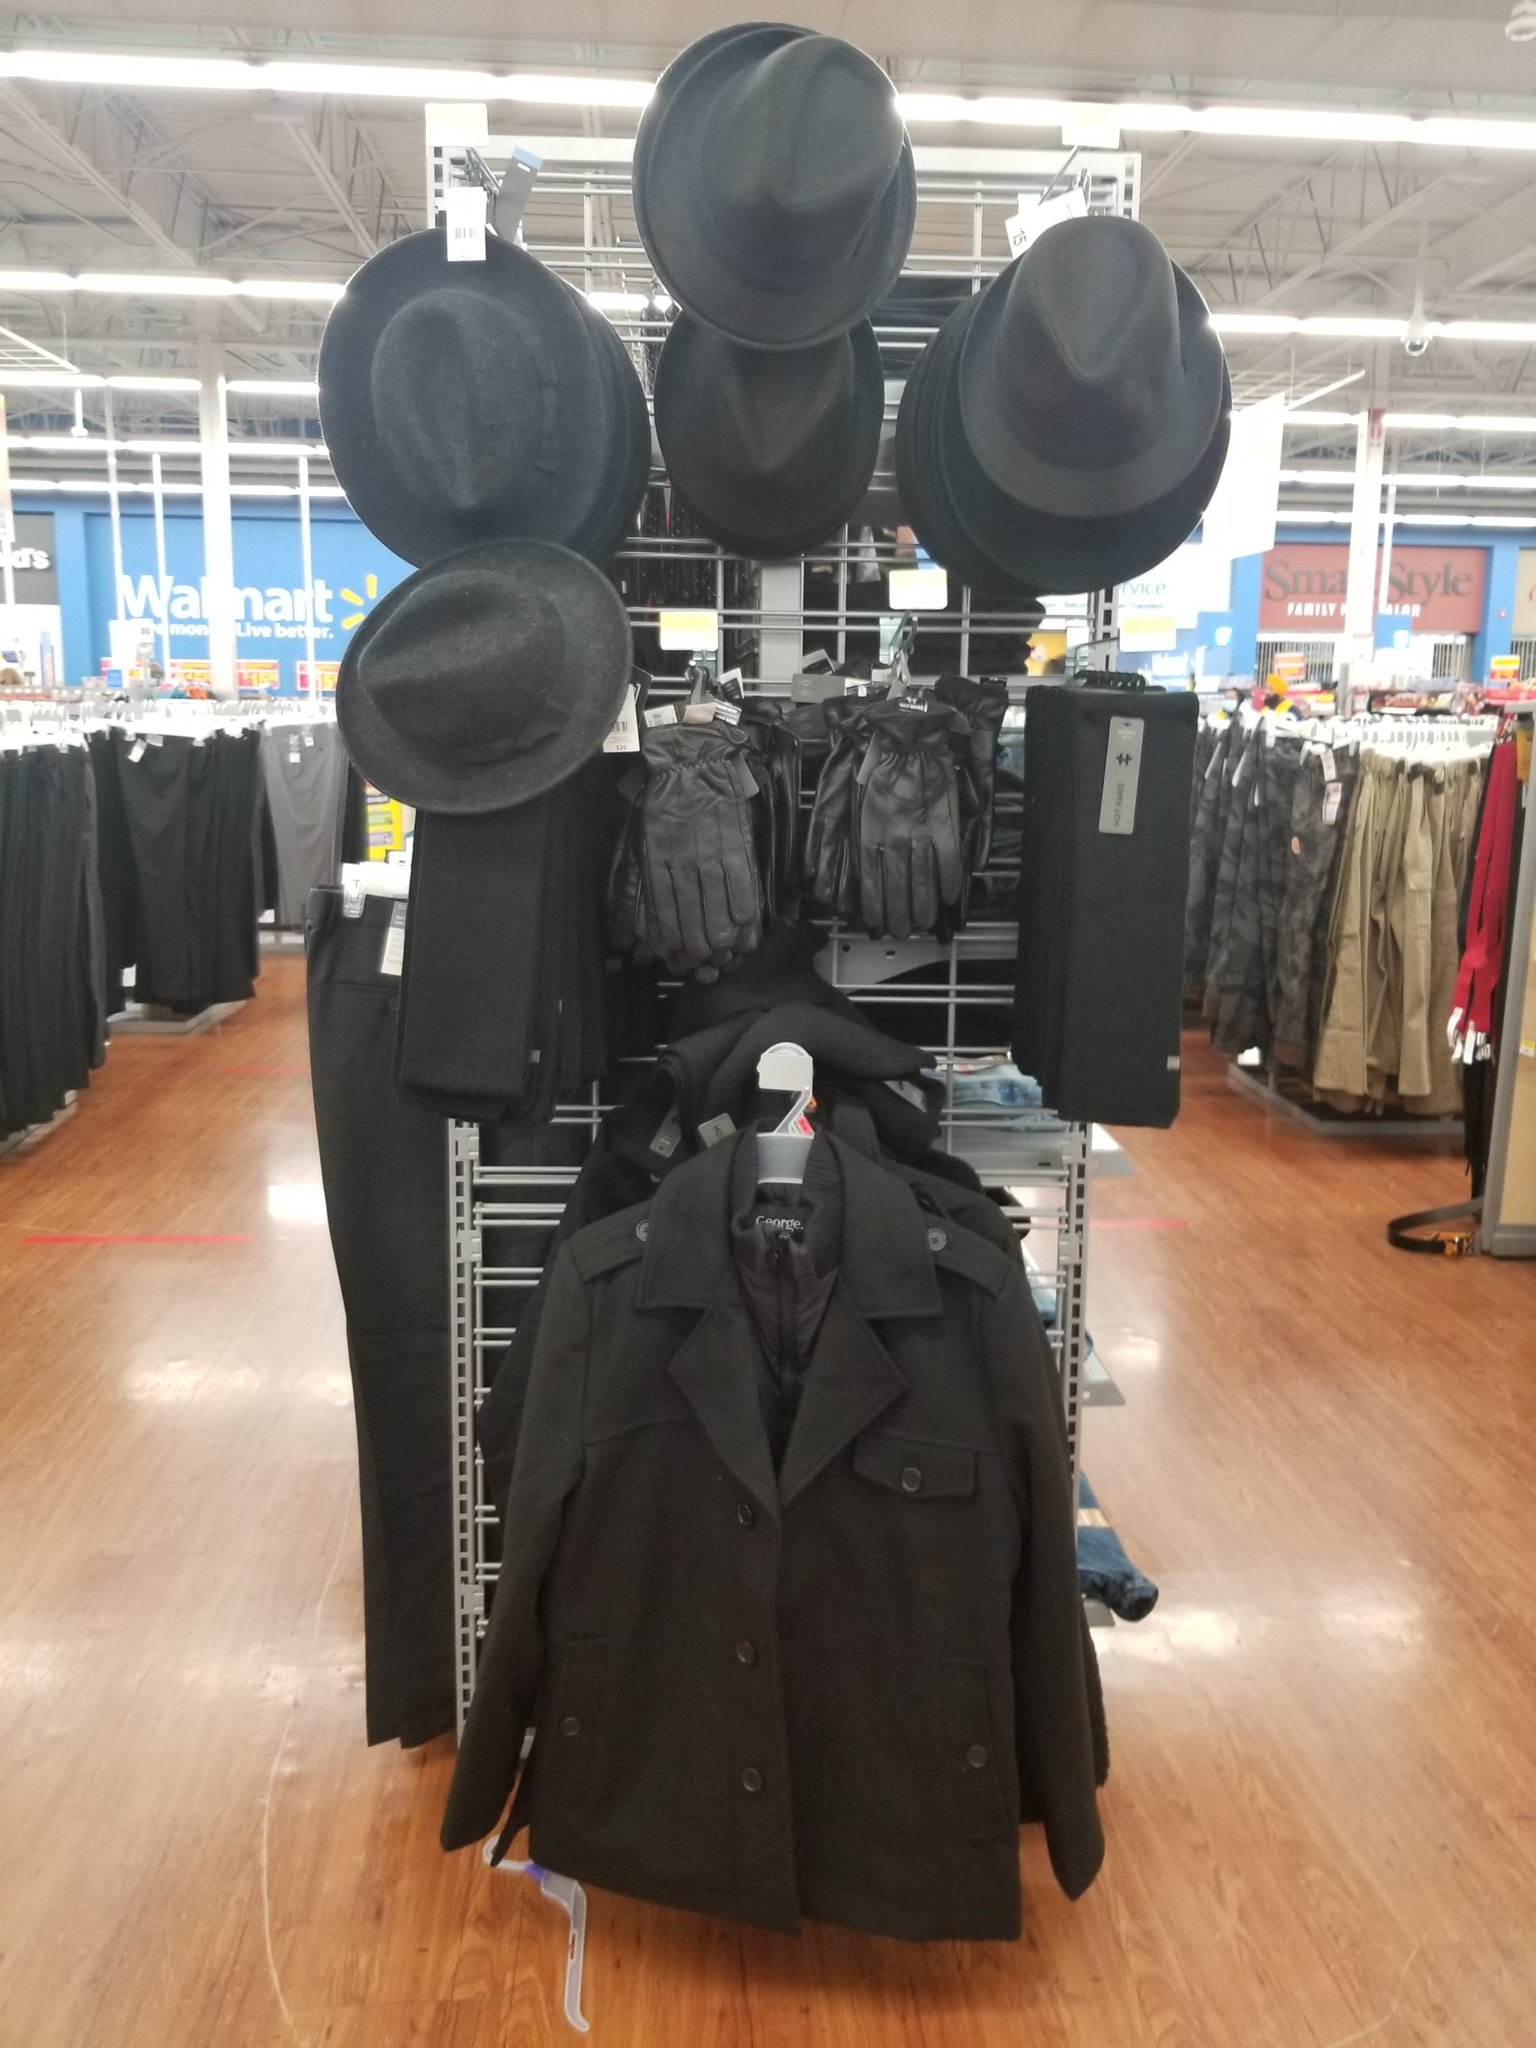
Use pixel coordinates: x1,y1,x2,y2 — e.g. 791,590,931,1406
395,773,608,1123
1012,683,1197,1128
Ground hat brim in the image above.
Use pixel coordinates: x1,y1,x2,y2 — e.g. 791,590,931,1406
320,230,647,569
633,22,916,349
336,538,633,815
958,249,1227,518
654,317,885,557
898,293,1233,596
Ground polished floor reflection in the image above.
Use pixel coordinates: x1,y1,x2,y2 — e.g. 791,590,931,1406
1,958,1532,2048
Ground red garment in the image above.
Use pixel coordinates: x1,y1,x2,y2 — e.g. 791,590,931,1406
1449,740,1518,1060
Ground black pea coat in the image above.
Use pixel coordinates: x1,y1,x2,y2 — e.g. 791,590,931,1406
442,1130,1104,1941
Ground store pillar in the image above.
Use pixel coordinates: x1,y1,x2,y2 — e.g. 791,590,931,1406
197,326,238,700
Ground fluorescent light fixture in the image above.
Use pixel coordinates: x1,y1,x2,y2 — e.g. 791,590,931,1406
0,269,343,301
0,369,103,388
1397,513,1473,525
1278,468,1358,485
0,49,653,107
1469,515,1536,526
1214,312,1536,346
1284,409,1357,427
894,92,1536,156
1281,466,1536,490
1385,412,1536,432
225,379,319,396
107,374,201,392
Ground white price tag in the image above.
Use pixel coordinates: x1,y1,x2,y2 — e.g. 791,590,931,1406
303,729,316,748
602,683,641,754
1318,746,1337,783
643,702,678,728
1098,717,1145,836
127,738,146,763
1323,780,1343,826
379,900,407,977
444,184,488,263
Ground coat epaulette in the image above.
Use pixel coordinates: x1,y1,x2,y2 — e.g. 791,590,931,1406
566,1199,654,1283
927,1219,1016,1300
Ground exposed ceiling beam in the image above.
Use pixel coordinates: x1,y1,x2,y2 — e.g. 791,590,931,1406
275,116,378,259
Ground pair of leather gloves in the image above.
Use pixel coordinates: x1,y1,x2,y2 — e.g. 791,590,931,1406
804,674,1009,942
609,709,798,981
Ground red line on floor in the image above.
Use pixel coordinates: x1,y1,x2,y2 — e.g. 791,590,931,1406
1090,1218,1187,1230
21,1233,254,1245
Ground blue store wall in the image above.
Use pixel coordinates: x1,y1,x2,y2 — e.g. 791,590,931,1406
19,493,1529,693
20,492,412,693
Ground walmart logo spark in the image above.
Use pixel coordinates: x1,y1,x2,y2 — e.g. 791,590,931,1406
340,574,378,630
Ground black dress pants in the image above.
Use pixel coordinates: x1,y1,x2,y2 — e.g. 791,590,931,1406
306,885,455,1748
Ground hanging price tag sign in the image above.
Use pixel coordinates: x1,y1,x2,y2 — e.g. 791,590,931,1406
657,608,719,652
602,682,641,753
444,185,488,263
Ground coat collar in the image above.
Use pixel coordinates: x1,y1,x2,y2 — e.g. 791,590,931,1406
638,1130,943,1515
634,1128,943,1320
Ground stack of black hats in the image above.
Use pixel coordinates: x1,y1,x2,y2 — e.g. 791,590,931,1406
636,24,914,559
321,228,646,1122
896,214,1231,599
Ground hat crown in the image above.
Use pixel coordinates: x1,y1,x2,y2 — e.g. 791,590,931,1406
981,218,1186,468
707,37,903,274
358,568,566,761
697,331,855,479
371,288,558,519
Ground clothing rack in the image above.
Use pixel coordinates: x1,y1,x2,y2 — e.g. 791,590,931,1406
440,133,1132,1742
1200,707,1498,1138
1478,708,1536,1255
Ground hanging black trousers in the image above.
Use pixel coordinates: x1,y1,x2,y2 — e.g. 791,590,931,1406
306,885,455,1748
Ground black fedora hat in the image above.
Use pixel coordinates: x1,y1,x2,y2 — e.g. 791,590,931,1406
633,23,916,348
336,538,633,815
895,241,1232,597
959,216,1226,518
320,229,649,568
653,314,885,557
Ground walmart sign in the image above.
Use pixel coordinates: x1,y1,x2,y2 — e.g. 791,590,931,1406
52,495,412,692
117,573,366,639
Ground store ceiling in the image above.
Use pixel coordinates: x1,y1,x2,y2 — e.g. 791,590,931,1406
1,0,1534,491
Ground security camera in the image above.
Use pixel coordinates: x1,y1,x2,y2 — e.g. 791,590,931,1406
1402,309,1432,358
1508,0,1536,44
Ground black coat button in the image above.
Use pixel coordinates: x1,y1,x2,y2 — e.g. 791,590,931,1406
734,1639,757,1666
900,1466,922,1494
560,1715,582,1738
736,1502,755,1528
740,1766,764,1794
964,1743,989,1770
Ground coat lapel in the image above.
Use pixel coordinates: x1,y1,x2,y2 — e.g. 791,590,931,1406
776,1284,906,1508
666,1286,782,1521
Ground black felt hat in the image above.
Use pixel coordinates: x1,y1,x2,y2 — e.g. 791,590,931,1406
895,219,1231,597
336,538,633,814
633,22,916,348
319,228,650,569
653,314,885,557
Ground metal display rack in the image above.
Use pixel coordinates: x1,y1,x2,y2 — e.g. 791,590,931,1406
443,132,1138,1733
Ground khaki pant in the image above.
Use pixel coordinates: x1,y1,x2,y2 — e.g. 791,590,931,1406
1314,750,1475,1116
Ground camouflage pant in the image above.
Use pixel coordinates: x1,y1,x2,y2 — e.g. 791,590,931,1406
1271,744,1358,1071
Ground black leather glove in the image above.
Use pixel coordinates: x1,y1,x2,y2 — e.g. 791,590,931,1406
605,771,649,960
635,718,765,978
853,700,968,942
741,701,802,918
803,699,871,921
933,673,1010,872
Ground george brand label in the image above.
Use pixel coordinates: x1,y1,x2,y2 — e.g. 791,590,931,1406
1098,717,1145,836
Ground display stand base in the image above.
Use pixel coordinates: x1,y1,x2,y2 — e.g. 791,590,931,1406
0,1096,78,1162
111,1000,246,1037
1227,1060,1462,1144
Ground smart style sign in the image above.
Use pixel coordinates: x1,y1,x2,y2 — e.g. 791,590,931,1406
1260,544,1487,634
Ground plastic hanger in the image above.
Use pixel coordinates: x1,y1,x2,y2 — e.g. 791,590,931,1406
755,1041,814,1186
482,1843,589,2032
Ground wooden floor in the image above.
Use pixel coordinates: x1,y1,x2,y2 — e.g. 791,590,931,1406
2,955,1533,2048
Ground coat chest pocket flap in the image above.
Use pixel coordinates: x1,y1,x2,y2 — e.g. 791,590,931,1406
853,1431,976,1500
